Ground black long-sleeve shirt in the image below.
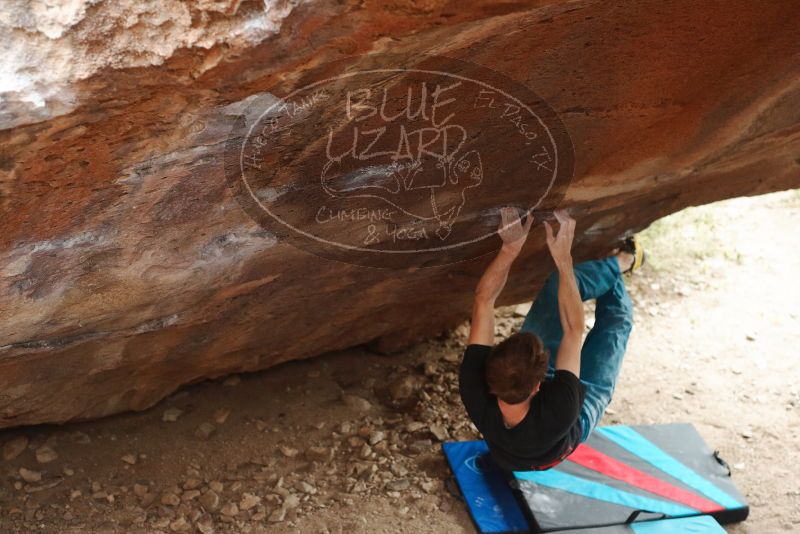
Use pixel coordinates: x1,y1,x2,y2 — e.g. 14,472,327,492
458,344,585,471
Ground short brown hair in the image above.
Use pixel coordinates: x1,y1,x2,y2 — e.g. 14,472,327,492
485,332,549,404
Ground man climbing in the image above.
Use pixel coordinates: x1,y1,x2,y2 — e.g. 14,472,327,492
459,207,644,473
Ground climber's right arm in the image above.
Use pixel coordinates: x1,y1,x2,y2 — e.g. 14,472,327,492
468,207,532,346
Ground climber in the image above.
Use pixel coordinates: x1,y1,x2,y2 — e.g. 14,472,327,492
458,207,644,473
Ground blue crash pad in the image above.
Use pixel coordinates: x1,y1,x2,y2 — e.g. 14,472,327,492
442,439,528,533
442,423,748,533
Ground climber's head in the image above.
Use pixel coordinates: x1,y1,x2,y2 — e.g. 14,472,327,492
485,331,549,405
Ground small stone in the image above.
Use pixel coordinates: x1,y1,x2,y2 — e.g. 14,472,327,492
283,494,300,510
161,492,181,507
3,436,29,461
341,394,372,413
220,502,239,517
423,361,439,377
279,445,299,458
35,445,58,464
406,421,426,433
169,516,190,532
121,454,137,465
209,481,224,493
182,489,201,501
19,467,42,483
428,424,449,441
199,489,220,510
369,431,386,446
359,443,372,459
386,478,410,492
733,462,746,470
384,375,421,409
741,429,753,439
92,490,110,502
223,375,241,387
252,509,267,521
672,393,683,400
24,478,63,493
239,492,261,510
69,489,82,500
390,462,408,477
352,462,374,480
212,409,230,424
133,483,149,498
162,408,184,422
746,333,757,342
62,467,74,476
420,479,438,493
442,351,460,363
268,507,286,523
195,423,216,440
196,513,215,534
298,481,316,494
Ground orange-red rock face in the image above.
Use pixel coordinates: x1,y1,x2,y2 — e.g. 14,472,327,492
1,0,799,428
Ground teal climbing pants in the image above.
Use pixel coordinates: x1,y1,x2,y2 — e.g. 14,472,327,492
520,257,633,442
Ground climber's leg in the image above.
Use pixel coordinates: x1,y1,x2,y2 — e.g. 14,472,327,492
576,265,634,442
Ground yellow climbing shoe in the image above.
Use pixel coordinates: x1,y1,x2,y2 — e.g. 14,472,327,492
620,235,646,274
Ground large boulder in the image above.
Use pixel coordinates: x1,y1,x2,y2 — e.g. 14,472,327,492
1,0,798,428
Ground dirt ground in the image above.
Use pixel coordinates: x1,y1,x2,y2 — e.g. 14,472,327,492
1,190,798,533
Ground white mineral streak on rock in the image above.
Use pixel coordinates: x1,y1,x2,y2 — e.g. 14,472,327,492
0,0,310,130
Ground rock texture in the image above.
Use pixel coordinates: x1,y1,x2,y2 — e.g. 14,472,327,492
0,0,308,129
1,0,799,428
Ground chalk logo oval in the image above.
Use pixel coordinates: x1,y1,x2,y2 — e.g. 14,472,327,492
224,53,573,268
